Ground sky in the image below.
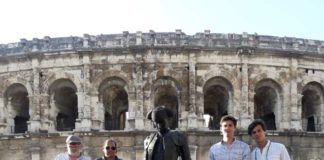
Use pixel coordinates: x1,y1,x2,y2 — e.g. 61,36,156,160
0,0,323,44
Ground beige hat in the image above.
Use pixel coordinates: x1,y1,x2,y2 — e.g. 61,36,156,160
66,135,81,144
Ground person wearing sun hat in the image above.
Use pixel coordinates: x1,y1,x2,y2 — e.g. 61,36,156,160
55,135,91,160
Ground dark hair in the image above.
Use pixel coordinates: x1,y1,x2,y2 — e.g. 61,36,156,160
220,115,237,127
248,119,267,136
146,105,174,120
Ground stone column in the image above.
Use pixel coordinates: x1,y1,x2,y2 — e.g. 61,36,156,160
77,54,92,131
127,91,136,130
75,92,91,131
290,57,302,130
90,91,103,130
133,55,144,130
0,97,7,134
186,52,199,129
38,94,53,132
28,57,42,133
7,97,15,133
240,55,251,129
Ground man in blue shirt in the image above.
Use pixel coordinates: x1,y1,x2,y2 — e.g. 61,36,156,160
208,115,250,160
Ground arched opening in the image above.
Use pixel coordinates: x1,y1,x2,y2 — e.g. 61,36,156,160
5,83,30,133
99,78,128,130
302,82,324,132
203,77,231,130
154,85,179,129
49,79,78,131
254,79,282,130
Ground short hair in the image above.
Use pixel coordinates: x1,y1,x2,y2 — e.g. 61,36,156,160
103,138,117,148
220,115,237,127
248,119,267,136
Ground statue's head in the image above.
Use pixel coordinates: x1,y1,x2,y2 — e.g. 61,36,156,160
147,105,174,131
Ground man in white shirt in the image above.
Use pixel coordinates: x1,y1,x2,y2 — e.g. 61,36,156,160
55,135,91,160
248,119,291,160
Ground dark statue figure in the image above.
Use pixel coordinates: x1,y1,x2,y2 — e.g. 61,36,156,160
144,106,191,160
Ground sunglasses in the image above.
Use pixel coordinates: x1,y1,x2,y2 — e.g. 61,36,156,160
69,142,81,145
105,146,116,150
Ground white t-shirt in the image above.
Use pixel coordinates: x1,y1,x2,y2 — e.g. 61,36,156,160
55,153,91,160
251,140,291,160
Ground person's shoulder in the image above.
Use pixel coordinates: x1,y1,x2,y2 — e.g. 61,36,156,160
145,132,157,139
81,155,92,160
234,139,250,148
55,153,68,159
94,157,104,160
270,141,287,149
209,141,222,149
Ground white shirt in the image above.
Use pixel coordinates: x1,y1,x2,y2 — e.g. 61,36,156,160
251,140,291,160
55,153,91,160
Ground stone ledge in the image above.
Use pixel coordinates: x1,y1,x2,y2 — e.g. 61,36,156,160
1,30,323,56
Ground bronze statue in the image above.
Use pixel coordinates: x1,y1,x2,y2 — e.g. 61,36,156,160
144,106,191,160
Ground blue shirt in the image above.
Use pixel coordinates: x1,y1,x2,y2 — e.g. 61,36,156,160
208,139,251,160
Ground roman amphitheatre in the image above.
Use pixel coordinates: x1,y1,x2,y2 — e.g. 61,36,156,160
0,30,323,159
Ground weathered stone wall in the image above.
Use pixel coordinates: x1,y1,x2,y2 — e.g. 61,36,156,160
0,131,323,160
0,31,324,159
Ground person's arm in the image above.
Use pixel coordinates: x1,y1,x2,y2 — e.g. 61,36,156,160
280,144,291,160
179,133,192,160
242,144,251,160
208,147,215,160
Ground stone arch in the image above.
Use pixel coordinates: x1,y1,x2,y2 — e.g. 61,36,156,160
4,83,30,133
198,66,240,119
301,81,324,132
98,77,129,130
254,78,283,130
44,71,82,93
151,76,181,129
92,70,133,93
203,76,233,130
48,79,78,131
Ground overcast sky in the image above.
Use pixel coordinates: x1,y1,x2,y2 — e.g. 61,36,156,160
0,0,323,44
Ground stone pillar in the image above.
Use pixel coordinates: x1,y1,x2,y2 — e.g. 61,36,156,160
90,92,103,130
28,57,41,133
240,56,251,129
7,97,15,133
195,73,205,130
28,94,42,133
75,92,91,131
290,58,302,130
186,52,200,129
127,91,136,130
0,97,7,134
133,55,144,130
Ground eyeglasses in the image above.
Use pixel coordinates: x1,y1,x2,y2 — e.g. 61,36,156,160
105,146,116,150
69,142,81,145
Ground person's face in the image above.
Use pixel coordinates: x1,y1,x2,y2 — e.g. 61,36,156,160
220,120,235,138
251,124,267,143
67,142,82,156
103,141,117,158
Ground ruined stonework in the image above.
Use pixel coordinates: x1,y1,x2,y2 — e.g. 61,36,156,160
0,30,324,159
